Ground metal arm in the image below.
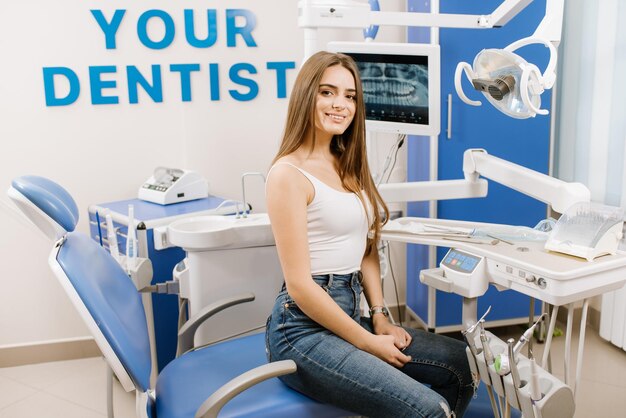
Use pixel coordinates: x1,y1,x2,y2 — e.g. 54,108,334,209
378,179,488,203
462,149,590,214
298,0,541,58
177,292,255,356
299,0,533,30
377,149,589,214
194,360,297,418
240,172,266,218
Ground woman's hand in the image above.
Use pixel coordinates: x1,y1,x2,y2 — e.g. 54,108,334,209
363,333,412,368
372,315,412,351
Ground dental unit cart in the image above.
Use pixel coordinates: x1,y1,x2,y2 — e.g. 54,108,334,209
382,217,626,418
406,0,552,332
88,196,239,371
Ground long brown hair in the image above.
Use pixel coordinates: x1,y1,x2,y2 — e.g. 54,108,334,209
273,51,389,253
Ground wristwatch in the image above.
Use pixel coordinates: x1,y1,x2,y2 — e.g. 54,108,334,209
369,305,389,318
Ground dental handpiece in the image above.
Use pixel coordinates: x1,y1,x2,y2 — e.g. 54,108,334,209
479,321,495,365
513,313,546,355
508,338,522,388
105,213,120,262
463,306,491,356
529,356,542,401
496,314,547,376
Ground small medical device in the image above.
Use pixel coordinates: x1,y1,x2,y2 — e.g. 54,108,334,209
125,204,138,274
327,41,440,136
138,167,208,205
545,202,624,261
421,248,489,298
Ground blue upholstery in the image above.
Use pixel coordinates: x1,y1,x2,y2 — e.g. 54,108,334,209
11,175,79,232
57,233,353,417
56,232,152,393
464,384,521,418
156,332,351,418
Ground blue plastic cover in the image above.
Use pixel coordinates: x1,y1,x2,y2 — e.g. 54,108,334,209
363,0,380,39
12,175,79,232
56,232,152,392
156,333,352,418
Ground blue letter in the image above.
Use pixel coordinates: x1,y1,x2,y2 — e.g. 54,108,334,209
127,65,163,104
266,61,296,98
91,10,126,49
138,10,175,50
89,66,119,105
226,9,257,47
43,67,80,107
170,64,200,102
229,63,258,101
184,9,217,48
209,63,220,101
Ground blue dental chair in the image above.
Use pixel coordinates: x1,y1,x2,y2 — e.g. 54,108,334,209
8,175,498,418
7,175,353,418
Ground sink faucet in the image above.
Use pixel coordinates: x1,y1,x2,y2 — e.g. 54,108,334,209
240,172,267,218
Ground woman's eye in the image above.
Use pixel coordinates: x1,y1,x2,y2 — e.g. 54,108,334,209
346,94,356,101
320,90,333,96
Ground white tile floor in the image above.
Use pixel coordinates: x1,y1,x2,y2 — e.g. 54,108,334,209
0,325,625,417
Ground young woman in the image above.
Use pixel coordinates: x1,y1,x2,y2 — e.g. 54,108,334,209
265,51,473,418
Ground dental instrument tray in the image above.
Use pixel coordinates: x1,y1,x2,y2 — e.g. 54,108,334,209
545,202,624,261
138,167,209,205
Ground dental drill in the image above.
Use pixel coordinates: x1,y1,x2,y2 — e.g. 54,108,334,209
478,318,504,418
495,313,546,376
462,305,491,356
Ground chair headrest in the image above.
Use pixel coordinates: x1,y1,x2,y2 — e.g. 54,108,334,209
8,175,79,240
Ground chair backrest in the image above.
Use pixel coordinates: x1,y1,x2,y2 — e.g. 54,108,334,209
8,175,79,240
51,232,153,393
8,175,152,393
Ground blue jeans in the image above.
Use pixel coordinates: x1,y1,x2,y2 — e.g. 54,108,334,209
265,271,474,418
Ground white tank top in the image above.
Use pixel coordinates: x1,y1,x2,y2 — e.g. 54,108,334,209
269,162,371,275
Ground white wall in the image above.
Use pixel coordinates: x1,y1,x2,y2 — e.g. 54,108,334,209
0,1,406,349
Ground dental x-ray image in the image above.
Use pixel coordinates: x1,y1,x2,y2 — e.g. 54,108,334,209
349,54,429,125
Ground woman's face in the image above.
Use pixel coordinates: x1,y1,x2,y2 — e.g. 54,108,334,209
314,65,357,140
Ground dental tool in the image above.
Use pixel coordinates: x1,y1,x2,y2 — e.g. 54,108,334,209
105,212,120,262
126,204,138,274
530,355,542,402
507,338,523,410
495,313,546,375
95,211,104,246
513,313,546,355
529,351,542,418
479,320,495,366
478,319,503,418
462,305,491,356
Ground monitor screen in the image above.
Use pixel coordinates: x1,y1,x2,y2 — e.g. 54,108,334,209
327,42,440,136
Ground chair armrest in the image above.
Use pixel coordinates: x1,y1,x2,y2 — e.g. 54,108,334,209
194,360,297,418
177,292,255,356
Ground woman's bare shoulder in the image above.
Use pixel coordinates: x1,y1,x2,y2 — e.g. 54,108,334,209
268,155,313,201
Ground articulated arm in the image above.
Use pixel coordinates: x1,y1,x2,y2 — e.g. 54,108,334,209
378,179,488,203
463,149,590,214
177,292,255,356
194,360,297,418
376,149,589,214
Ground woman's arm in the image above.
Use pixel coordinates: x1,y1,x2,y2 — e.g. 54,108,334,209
361,243,412,351
267,165,410,367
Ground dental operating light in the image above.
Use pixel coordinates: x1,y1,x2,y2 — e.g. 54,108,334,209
455,0,563,118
